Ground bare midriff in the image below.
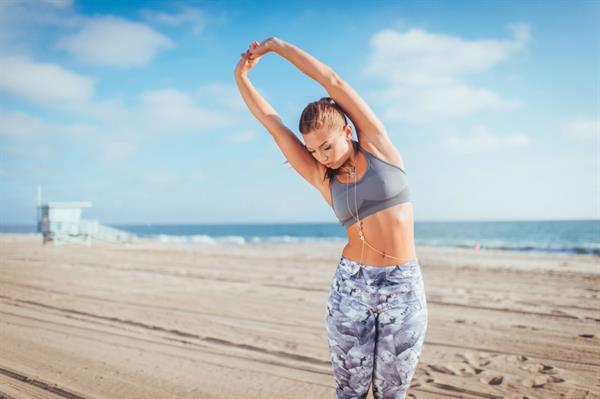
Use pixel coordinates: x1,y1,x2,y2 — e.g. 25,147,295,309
342,202,417,267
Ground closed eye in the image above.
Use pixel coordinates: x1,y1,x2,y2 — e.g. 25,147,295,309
308,145,331,154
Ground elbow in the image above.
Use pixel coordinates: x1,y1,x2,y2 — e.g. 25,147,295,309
325,69,343,88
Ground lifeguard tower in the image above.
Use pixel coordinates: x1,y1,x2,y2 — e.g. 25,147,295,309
38,201,92,245
36,185,135,246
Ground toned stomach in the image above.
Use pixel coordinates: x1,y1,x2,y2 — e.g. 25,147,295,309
342,202,417,266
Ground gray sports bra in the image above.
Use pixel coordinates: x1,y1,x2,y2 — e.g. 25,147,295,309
329,142,411,229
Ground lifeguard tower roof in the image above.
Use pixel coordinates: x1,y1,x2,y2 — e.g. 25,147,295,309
42,201,92,208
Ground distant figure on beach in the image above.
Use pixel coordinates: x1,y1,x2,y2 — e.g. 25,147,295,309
235,37,428,398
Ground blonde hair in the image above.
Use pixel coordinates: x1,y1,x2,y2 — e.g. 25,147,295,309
292,96,356,183
298,96,348,134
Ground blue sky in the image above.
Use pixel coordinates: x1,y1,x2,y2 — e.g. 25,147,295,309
1,0,598,224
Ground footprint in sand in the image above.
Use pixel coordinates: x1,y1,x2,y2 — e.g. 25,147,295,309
521,374,565,388
428,364,456,375
428,351,564,390
520,362,557,374
512,324,528,329
408,373,430,389
456,352,492,368
503,355,566,388
479,374,503,385
428,362,482,376
506,354,528,362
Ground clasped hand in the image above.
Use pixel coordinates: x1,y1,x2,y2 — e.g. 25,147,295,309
234,37,278,78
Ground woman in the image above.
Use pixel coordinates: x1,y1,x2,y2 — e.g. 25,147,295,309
234,37,428,399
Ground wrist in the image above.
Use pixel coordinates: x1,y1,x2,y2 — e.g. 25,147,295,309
269,37,284,54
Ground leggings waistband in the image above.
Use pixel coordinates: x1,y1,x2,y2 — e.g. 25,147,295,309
340,255,420,269
337,255,422,286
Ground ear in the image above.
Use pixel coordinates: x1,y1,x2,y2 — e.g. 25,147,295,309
343,123,353,140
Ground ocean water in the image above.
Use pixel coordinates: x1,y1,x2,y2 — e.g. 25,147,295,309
3,220,599,256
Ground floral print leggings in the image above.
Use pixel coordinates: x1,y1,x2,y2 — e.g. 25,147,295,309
325,255,428,399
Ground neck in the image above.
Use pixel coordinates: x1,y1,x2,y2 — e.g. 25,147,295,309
340,151,357,174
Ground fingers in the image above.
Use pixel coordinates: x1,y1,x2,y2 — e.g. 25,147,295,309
247,40,260,56
239,40,261,60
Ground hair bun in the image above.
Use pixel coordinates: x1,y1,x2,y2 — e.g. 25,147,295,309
319,96,335,104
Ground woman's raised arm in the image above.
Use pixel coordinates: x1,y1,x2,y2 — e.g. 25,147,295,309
267,37,337,87
234,41,328,190
255,38,389,146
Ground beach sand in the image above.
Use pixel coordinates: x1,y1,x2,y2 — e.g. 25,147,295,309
0,234,598,399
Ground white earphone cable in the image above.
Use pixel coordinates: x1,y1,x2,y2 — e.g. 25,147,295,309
345,142,408,264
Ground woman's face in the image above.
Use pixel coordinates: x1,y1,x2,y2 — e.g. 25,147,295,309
304,124,351,169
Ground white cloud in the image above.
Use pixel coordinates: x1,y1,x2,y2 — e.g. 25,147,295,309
102,141,138,161
61,96,128,121
140,5,208,34
197,83,247,110
140,169,206,185
376,82,520,122
446,125,530,153
0,109,138,162
41,0,73,7
0,109,100,160
57,16,174,67
0,80,242,164
63,86,240,136
249,157,279,169
504,133,531,146
364,24,530,123
0,56,94,104
223,130,257,144
0,0,83,56
563,117,600,141
0,110,52,139
136,89,236,132
0,83,240,142
1,143,57,158
0,109,98,140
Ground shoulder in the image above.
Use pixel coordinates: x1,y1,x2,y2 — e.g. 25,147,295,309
358,136,406,171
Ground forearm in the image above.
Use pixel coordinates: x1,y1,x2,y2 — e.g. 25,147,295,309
271,38,338,87
235,74,279,128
